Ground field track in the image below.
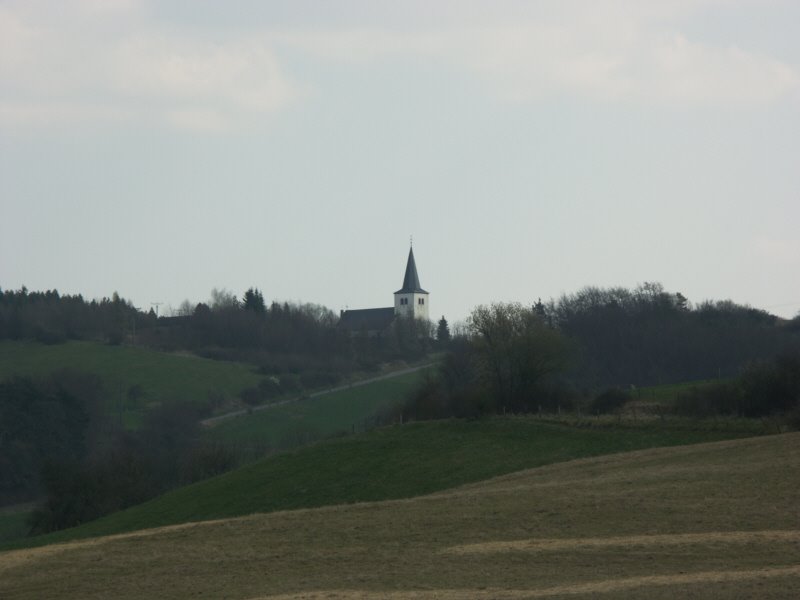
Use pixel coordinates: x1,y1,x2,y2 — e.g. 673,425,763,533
7,530,797,599
445,529,800,555
201,362,434,427
256,565,800,599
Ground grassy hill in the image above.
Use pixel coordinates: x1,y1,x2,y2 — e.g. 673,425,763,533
0,507,30,544
4,417,763,550
204,368,429,448
0,341,431,433
1,432,796,599
0,340,261,427
637,379,715,401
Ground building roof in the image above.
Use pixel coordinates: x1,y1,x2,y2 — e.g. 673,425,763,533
395,247,428,294
339,307,396,331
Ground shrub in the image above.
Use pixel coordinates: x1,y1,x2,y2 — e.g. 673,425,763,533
786,402,800,430
206,390,225,410
300,371,341,389
674,382,743,417
257,377,283,401
672,353,800,418
33,327,67,345
404,374,447,421
180,444,237,484
590,388,630,414
739,353,800,416
279,374,302,394
239,387,262,406
534,379,581,413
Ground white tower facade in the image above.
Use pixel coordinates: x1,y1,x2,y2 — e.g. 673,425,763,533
394,247,429,320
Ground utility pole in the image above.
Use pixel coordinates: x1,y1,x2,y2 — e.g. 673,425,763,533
151,302,162,318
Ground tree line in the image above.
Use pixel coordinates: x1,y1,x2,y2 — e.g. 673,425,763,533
0,288,140,345
674,353,800,421
538,283,799,388
398,285,800,422
0,371,234,533
0,286,435,376
4,282,799,530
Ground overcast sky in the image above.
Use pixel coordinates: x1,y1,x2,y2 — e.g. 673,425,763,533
2,0,799,322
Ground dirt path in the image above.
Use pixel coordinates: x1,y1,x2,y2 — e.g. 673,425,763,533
255,564,800,599
201,363,435,427
444,529,800,555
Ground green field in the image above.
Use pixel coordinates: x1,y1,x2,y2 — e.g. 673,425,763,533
205,369,429,447
4,417,762,550
2,432,796,599
0,340,261,427
0,509,30,544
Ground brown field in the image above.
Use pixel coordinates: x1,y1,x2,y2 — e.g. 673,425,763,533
1,433,799,599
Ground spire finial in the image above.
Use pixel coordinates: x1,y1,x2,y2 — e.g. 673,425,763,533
410,235,413,248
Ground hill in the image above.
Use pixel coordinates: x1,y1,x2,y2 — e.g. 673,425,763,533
1,432,797,599
0,340,262,427
204,368,430,448
4,417,763,549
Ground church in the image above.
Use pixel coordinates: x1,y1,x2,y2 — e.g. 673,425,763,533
339,246,429,336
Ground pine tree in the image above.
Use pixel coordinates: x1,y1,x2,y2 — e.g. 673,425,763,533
242,288,266,315
437,315,451,343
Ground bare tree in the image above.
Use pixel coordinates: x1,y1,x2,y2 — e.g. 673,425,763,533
468,302,570,411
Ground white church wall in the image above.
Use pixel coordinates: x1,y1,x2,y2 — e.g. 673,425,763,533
394,292,429,320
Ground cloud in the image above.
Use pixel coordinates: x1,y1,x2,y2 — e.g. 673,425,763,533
0,102,132,126
752,237,800,265
112,35,296,128
264,0,799,107
75,0,143,15
0,7,39,75
1,0,798,132
0,4,296,132
627,33,799,106
273,18,799,107
166,108,232,134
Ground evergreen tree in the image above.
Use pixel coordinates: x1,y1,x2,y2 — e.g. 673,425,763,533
533,298,546,318
437,316,451,343
242,288,266,315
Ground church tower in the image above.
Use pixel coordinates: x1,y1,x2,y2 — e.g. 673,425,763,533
394,246,429,320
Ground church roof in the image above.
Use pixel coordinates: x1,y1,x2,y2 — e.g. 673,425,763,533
339,307,396,331
395,247,428,294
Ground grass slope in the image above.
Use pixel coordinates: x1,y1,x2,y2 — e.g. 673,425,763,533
0,340,261,426
2,432,797,599
636,379,718,405
0,509,29,544
205,369,429,446
7,418,759,549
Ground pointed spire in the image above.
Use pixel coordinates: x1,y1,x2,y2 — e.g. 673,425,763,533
395,246,428,294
